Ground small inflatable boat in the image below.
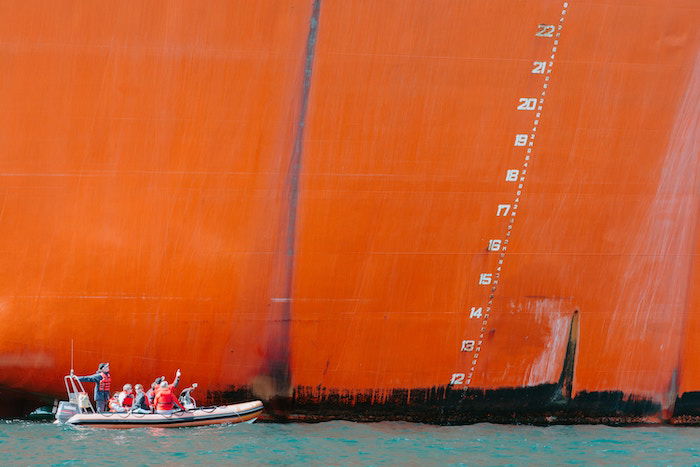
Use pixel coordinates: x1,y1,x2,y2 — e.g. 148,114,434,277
56,371,263,429
65,401,263,428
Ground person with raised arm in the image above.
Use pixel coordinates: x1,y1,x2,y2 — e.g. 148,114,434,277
153,381,185,414
147,369,181,405
169,368,182,389
178,383,198,409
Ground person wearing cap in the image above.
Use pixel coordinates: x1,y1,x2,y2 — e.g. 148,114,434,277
73,362,112,412
146,375,167,407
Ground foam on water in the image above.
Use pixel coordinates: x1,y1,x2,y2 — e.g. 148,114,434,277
1,420,699,465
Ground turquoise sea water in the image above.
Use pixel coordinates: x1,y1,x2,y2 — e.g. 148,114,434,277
1,420,699,465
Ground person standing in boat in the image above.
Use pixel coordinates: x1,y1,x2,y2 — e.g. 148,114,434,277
73,362,111,413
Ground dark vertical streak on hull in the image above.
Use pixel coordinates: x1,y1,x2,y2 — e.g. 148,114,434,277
555,310,579,401
263,0,322,399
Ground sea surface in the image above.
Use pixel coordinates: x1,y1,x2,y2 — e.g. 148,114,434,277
1,420,700,465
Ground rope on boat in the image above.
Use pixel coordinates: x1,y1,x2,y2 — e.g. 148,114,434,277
96,403,252,421
96,411,133,419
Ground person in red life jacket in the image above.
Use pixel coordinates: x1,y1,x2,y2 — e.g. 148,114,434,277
118,384,134,409
130,384,150,414
73,362,111,412
149,369,182,404
153,381,185,414
108,392,126,412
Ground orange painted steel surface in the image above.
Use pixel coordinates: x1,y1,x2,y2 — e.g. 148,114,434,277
292,0,699,407
0,0,313,398
0,0,698,421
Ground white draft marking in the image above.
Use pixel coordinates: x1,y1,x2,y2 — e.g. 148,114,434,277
451,2,569,387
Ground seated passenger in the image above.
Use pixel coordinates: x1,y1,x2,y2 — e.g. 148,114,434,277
178,383,198,410
146,377,163,406
118,384,134,409
153,381,185,414
108,392,126,413
147,370,181,405
130,384,150,414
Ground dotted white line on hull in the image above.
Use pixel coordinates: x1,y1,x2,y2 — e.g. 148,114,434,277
451,1,569,389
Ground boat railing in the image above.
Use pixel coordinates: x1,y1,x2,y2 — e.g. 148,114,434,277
63,373,95,414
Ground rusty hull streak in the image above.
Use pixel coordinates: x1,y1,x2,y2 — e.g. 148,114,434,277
263,0,322,397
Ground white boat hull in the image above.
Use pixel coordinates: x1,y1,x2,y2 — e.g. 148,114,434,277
64,400,263,429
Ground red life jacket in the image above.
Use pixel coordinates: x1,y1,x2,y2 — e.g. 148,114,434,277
98,372,111,392
154,388,178,411
121,390,134,408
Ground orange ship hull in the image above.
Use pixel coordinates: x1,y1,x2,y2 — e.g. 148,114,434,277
0,0,698,423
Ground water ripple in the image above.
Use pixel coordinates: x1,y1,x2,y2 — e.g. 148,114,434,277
1,420,700,465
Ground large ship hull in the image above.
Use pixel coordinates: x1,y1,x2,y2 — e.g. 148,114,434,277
0,0,698,423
